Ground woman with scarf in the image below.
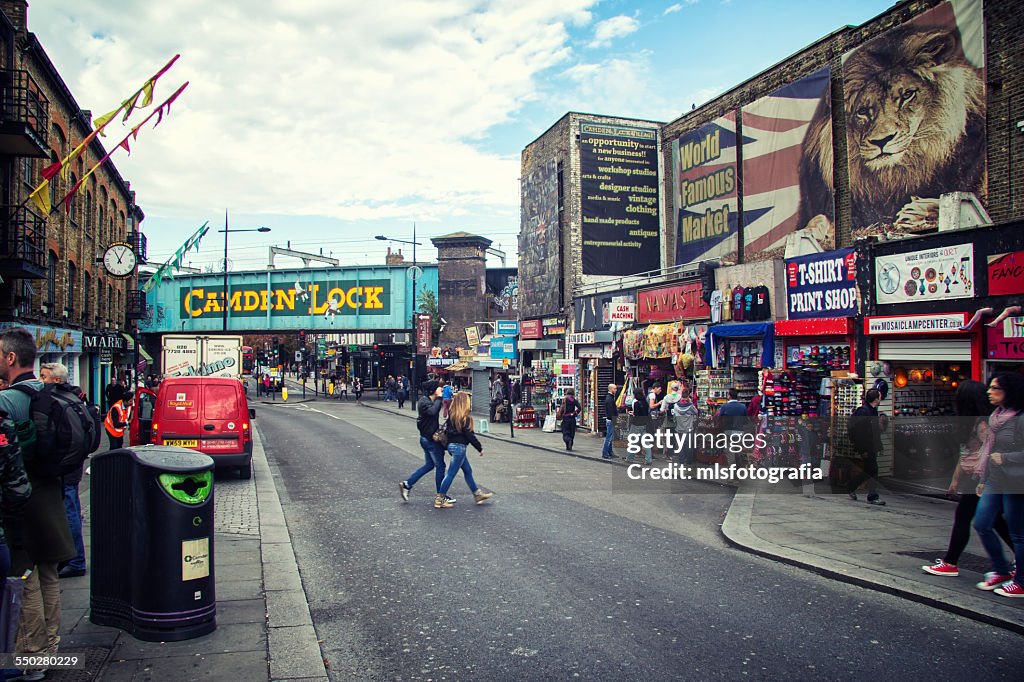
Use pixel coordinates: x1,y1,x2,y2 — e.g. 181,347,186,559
922,380,1012,577
972,373,1024,596
559,388,581,451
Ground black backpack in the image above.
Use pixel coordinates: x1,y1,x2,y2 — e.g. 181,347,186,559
11,383,102,477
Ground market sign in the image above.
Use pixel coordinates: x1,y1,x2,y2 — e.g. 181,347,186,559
520,319,543,339
416,313,432,355
495,320,519,336
865,313,968,335
988,251,1024,297
987,317,1024,359
179,279,391,318
637,282,710,323
83,333,127,352
607,302,636,323
426,357,458,367
785,248,858,320
874,243,974,305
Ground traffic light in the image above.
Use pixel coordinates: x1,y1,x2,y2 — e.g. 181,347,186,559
299,330,306,345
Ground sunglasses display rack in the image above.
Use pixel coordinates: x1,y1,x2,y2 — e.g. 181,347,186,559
830,379,867,461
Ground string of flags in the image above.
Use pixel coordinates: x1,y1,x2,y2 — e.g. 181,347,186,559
27,54,186,216
143,221,211,293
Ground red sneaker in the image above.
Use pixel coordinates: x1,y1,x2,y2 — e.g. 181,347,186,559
922,559,958,577
976,571,1014,591
994,581,1024,598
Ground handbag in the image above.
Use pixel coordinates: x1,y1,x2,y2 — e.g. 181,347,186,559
432,425,448,446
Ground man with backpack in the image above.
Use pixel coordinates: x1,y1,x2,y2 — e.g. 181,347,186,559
104,391,135,451
40,363,91,579
0,327,76,676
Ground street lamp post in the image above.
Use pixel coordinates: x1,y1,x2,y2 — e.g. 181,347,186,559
219,211,271,331
376,226,421,410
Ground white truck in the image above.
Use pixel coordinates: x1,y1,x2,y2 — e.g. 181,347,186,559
161,334,244,378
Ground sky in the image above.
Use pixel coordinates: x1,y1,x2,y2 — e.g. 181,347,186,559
27,0,895,272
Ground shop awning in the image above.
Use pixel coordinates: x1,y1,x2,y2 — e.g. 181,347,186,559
140,347,154,363
518,339,559,350
774,317,852,337
120,332,135,350
705,322,774,369
446,361,470,372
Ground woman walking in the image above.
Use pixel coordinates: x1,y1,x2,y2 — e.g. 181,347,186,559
435,392,494,509
922,380,1012,576
353,376,363,402
399,381,446,502
971,372,1024,596
559,388,581,451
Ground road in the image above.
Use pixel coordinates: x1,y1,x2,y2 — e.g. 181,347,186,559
256,399,1024,681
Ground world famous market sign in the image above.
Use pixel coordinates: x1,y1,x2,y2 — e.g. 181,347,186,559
141,265,439,333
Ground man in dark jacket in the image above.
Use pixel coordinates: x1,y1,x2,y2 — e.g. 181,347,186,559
602,384,619,459
104,375,124,414
0,327,75,675
847,388,885,505
399,381,447,502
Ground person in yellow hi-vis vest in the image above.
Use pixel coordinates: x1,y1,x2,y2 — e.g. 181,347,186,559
104,391,135,450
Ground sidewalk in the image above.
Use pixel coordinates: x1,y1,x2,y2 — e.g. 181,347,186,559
361,398,1024,633
53,426,326,681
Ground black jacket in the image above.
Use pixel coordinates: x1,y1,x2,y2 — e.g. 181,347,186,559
445,419,483,452
848,404,883,455
416,396,443,438
603,392,619,421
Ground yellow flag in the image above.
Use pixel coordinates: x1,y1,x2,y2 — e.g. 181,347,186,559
92,107,120,136
140,80,155,107
59,139,89,181
29,180,50,215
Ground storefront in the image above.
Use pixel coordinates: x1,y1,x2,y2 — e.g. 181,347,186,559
82,332,127,407
0,322,85,392
569,290,634,432
983,247,1024,380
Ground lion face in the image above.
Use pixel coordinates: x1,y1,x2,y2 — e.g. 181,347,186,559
848,72,931,169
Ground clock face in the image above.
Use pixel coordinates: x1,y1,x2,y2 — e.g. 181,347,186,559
103,242,137,278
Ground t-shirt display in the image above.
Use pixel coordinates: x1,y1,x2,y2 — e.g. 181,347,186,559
731,286,745,322
720,287,732,321
709,290,723,323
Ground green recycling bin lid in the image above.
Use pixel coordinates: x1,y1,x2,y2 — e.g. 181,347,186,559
158,470,213,505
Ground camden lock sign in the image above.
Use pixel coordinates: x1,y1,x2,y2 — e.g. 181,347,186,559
180,280,390,319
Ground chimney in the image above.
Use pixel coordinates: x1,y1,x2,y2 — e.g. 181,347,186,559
0,1,27,31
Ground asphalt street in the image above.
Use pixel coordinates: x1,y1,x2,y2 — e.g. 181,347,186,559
257,400,1024,681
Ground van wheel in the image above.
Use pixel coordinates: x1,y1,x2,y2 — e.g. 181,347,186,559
238,463,252,480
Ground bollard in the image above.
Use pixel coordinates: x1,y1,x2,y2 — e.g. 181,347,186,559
282,386,288,402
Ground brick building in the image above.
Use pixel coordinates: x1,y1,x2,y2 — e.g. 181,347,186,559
0,0,147,405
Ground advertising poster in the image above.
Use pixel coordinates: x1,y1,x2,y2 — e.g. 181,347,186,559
987,251,1024,297
518,159,561,318
838,0,986,235
741,67,833,261
416,314,432,354
579,122,661,275
874,243,974,305
674,113,738,265
785,248,858,320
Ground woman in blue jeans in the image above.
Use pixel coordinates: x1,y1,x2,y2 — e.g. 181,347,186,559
400,381,446,502
972,372,1024,597
435,393,493,509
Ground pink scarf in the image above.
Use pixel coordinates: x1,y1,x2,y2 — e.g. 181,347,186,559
978,407,1020,480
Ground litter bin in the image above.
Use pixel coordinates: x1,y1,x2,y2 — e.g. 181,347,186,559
90,445,216,641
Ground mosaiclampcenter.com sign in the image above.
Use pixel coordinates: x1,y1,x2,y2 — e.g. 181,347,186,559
785,248,858,320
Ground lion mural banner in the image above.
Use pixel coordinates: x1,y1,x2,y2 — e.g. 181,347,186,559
811,0,985,237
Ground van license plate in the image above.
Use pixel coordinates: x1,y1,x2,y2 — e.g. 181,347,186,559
165,439,199,447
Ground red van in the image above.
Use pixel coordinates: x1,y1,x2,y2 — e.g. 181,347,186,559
147,376,254,478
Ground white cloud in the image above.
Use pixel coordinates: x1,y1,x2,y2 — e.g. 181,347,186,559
587,15,639,48
26,0,599,238
663,0,698,14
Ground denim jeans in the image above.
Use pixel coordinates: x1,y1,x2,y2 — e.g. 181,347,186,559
62,484,86,572
974,489,1024,585
602,419,615,457
626,424,652,465
407,436,447,492
439,442,478,495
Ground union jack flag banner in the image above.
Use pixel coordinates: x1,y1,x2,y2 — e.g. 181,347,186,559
741,67,833,261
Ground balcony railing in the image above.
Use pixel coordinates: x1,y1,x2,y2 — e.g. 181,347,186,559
0,204,47,278
128,230,148,263
126,289,147,320
0,68,49,157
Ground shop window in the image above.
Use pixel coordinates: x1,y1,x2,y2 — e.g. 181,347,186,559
22,157,33,187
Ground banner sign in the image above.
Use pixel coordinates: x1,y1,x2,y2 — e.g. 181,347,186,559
988,251,1024,297
180,279,390,318
495,320,519,336
579,122,660,275
987,317,1024,359
520,319,543,339
742,67,834,260
637,282,710,323
785,248,857,320
489,336,517,360
416,313,432,355
874,243,973,305
83,333,127,352
519,159,561,318
543,318,566,336
865,313,968,335
465,326,480,347
674,113,738,265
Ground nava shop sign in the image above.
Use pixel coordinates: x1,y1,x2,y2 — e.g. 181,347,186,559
181,279,390,319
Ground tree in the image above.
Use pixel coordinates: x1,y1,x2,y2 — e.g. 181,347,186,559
417,289,442,345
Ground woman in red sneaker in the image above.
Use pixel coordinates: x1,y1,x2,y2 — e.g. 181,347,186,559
922,380,1011,577
972,373,1024,596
